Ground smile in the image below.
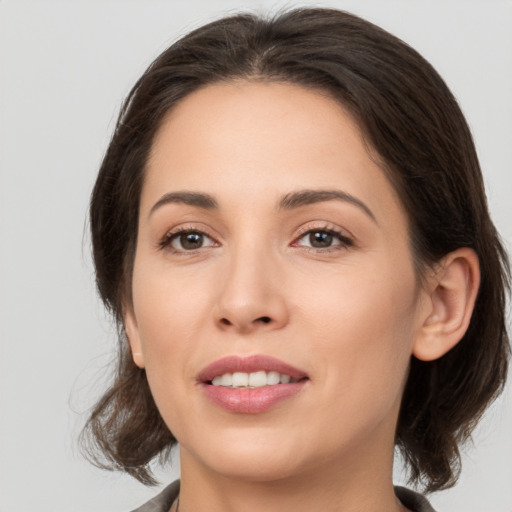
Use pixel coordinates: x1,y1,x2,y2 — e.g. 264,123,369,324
211,371,299,388
199,355,309,413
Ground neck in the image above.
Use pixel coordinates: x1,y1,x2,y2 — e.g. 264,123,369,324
177,444,407,512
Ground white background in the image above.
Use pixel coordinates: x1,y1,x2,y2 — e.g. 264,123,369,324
0,1,511,511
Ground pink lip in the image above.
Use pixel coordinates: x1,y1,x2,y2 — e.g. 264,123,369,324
198,355,309,414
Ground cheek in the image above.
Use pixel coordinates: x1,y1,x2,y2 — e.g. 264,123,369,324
130,262,207,378
296,257,419,408
133,257,212,335
129,268,204,433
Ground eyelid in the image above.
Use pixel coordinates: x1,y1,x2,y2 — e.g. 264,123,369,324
293,221,353,240
158,224,220,252
156,221,354,254
291,223,354,250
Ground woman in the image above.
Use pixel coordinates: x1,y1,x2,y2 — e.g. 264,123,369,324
83,7,510,512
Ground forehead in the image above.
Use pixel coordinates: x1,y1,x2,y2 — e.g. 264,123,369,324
149,81,364,170
143,81,405,226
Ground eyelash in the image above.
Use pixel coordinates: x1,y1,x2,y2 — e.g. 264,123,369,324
292,225,354,252
158,224,354,254
158,226,218,253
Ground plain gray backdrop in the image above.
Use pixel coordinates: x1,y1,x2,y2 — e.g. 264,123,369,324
1,1,511,511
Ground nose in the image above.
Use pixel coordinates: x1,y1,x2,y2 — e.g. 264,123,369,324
214,246,289,334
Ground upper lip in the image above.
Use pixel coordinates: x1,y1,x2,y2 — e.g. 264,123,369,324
198,355,309,383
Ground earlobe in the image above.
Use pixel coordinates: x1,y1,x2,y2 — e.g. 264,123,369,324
413,248,480,362
124,307,145,368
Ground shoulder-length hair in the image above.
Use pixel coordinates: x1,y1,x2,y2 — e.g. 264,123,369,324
83,7,510,492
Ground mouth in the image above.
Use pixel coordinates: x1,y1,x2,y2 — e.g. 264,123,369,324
198,354,309,386
210,370,302,388
198,355,309,413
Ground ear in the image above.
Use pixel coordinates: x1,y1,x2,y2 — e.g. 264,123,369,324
124,306,145,368
413,248,480,361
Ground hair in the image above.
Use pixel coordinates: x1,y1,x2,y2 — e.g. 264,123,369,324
83,7,510,492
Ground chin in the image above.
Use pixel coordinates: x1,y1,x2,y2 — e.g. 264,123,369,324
181,427,313,483
206,454,307,483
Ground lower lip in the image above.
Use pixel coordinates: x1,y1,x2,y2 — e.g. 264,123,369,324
201,382,307,414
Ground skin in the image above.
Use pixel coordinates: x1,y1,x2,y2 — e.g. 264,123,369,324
125,81,480,512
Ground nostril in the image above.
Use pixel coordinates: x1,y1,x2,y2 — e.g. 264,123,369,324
218,316,272,328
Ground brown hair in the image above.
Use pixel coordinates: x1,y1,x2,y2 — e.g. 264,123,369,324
83,7,510,492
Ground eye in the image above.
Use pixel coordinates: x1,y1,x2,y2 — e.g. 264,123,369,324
161,229,217,252
294,228,353,250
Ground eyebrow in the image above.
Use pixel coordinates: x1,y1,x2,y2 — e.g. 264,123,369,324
149,191,218,218
148,188,376,223
278,189,377,223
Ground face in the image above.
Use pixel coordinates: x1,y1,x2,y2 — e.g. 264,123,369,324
125,81,430,483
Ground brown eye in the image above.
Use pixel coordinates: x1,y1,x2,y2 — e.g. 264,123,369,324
169,231,216,251
309,231,333,248
295,229,353,250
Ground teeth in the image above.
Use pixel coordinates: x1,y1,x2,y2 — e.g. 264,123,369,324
211,371,298,388
267,371,280,385
220,374,232,386
248,370,266,387
280,374,290,384
232,372,249,387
